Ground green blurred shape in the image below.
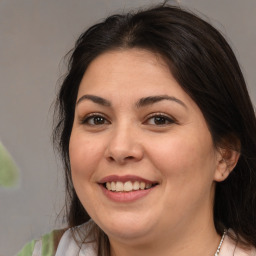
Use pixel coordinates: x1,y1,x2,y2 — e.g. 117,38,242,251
0,141,19,187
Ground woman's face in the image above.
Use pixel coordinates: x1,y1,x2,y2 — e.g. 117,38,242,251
69,49,222,245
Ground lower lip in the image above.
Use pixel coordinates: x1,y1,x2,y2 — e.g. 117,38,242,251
100,185,155,202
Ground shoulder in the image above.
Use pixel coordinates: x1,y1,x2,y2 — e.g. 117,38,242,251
221,233,256,256
16,229,65,256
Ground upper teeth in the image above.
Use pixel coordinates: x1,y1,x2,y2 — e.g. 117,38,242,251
105,181,153,192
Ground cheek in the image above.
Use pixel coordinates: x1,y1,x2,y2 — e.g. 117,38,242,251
148,130,216,184
69,131,102,182
69,131,104,213
147,132,217,219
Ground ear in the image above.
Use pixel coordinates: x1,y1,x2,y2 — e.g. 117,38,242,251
214,148,240,182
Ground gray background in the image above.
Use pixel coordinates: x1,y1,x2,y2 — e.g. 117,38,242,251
0,0,255,255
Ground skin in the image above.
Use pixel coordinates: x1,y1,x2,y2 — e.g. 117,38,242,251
69,49,235,256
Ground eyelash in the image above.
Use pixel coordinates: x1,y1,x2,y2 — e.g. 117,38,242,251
144,113,176,126
80,113,176,127
80,113,110,126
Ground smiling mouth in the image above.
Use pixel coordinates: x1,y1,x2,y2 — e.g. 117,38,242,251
103,181,158,192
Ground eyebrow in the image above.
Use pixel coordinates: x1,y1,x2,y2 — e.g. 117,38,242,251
76,94,111,106
136,95,187,109
76,94,187,109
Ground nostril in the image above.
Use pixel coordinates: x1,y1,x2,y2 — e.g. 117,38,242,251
108,156,115,162
106,144,143,163
107,155,135,163
125,156,134,160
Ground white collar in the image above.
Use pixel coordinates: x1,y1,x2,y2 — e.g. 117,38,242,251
55,222,97,256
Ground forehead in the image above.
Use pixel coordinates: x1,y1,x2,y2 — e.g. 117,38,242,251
84,49,170,81
77,49,186,99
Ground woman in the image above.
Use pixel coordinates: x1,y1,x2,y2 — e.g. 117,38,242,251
18,4,256,256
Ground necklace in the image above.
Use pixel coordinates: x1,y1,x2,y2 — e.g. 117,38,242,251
214,230,226,256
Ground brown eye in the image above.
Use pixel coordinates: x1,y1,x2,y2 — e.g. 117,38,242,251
92,116,105,125
82,114,110,126
154,116,168,125
146,115,175,126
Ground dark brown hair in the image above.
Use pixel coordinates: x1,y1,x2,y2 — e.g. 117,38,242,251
53,4,256,255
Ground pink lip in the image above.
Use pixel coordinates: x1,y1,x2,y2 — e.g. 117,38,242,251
100,185,156,202
98,175,159,203
99,175,156,184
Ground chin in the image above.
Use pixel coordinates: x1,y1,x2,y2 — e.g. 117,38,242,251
95,214,157,242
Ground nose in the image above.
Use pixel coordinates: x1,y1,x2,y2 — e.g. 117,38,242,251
105,125,144,164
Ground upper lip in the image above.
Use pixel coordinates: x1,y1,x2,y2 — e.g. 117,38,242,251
99,175,158,184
